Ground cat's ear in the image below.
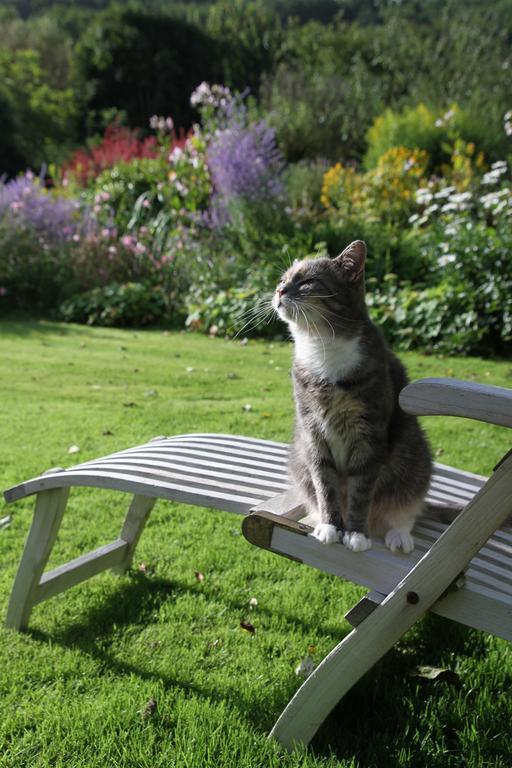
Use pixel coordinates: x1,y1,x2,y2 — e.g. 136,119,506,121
334,240,367,282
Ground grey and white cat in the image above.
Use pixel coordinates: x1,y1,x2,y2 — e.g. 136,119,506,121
273,240,432,553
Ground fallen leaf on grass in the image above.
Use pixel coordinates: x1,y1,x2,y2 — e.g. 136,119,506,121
0,515,11,530
242,404,252,412
67,445,80,455
141,698,157,719
138,562,148,573
307,644,317,655
240,620,256,634
195,571,205,582
295,655,315,678
410,666,460,685
123,402,137,408
249,597,258,608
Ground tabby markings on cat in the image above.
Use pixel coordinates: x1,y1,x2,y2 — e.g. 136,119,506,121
273,239,432,553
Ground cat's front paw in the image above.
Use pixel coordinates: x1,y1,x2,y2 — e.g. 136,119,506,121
311,523,340,545
343,531,372,552
385,529,414,554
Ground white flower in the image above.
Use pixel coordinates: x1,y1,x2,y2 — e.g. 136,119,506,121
415,188,433,205
169,147,183,164
434,186,456,199
438,254,456,267
190,82,211,107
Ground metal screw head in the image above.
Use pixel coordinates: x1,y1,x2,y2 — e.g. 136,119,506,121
406,591,419,605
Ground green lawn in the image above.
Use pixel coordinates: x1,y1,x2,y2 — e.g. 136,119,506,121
0,319,511,768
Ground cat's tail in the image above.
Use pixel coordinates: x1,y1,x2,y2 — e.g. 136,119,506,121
424,499,512,528
423,499,465,524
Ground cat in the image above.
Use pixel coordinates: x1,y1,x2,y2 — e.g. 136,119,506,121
273,239,432,553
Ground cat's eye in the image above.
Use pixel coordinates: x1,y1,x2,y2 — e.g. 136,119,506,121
296,279,314,290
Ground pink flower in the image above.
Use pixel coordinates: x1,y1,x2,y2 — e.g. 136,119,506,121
0,287,7,296
121,234,135,248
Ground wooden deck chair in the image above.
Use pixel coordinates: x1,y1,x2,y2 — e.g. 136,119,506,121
3,377,512,751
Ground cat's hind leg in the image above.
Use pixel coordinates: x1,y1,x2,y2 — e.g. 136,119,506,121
369,499,423,554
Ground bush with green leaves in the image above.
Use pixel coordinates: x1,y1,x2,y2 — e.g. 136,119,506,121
59,281,184,328
364,104,490,173
0,47,78,173
74,8,218,135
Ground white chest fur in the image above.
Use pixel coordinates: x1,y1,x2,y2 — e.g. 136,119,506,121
292,328,362,384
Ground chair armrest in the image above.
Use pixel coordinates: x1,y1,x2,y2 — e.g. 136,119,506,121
399,377,512,429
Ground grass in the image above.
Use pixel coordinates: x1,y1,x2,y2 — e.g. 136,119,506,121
0,318,511,768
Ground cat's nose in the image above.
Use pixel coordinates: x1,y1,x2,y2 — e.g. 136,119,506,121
277,284,288,297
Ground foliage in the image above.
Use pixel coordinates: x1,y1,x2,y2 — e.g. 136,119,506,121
202,0,283,93
62,124,159,187
321,147,429,227
0,47,78,172
0,223,74,311
74,8,218,134
364,104,489,172
59,281,181,327
283,159,330,216
0,172,83,243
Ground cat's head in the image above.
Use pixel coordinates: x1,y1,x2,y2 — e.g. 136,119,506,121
272,240,367,337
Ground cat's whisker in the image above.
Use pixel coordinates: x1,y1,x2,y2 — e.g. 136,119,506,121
232,300,275,338
300,301,337,341
310,305,337,341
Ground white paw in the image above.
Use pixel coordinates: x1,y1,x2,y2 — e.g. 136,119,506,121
343,532,372,552
385,528,415,554
311,523,340,545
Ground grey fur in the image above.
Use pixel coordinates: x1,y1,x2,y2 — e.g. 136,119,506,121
274,240,432,550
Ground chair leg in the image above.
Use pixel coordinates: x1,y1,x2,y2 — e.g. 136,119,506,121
5,487,69,631
111,494,156,575
270,597,423,750
271,453,512,750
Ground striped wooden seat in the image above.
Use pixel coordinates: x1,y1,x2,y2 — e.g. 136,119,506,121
4,377,512,752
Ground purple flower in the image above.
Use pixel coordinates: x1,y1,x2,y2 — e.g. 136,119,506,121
0,174,83,244
207,119,285,212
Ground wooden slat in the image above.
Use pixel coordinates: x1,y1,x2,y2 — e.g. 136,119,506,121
34,539,129,604
75,451,288,480
67,464,284,498
400,378,512,429
4,471,264,511
70,458,287,489
115,438,289,462
78,454,287,482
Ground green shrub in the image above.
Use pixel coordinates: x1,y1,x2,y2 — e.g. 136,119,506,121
74,9,218,133
0,224,74,312
59,281,183,328
367,214,512,356
364,104,491,172
0,47,78,171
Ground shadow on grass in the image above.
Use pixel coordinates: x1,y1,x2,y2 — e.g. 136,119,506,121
0,316,123,340
311,615,496,766
27,570,497,761
29,572,339,729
